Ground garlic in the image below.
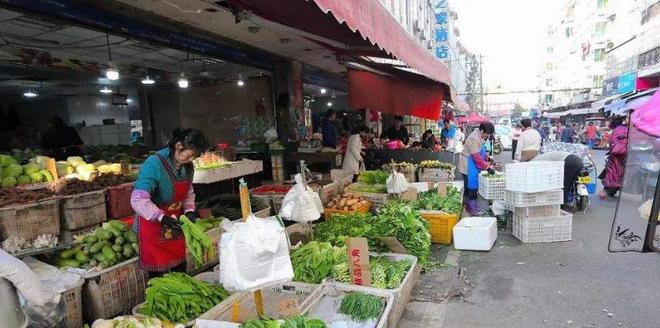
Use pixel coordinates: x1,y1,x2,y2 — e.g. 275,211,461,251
2,236,31,254
32,234,58,249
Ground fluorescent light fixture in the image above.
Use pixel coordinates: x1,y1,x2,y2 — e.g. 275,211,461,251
23,90,38,98
178,73,189,88
126,98,133,103
105,64,119,80
327,101,333,107
100,86,113,94
320,88,327,94
141,76,155,85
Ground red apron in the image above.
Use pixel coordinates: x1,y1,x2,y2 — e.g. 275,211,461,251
137,154,191,272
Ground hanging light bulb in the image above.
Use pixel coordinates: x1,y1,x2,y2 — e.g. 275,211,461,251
237,73,245,87
105,64,119,81
100,86,113,94
178,73,189,88
23,90,38,98
327,101,333,107
141,75,155,85
320,88,327,94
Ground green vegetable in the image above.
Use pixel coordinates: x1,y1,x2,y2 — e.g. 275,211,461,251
357,170,389,185
413,186,462,214
4,164,22,178
331,256,412,289
89,241,107,254
114,236,125,245
382,161,416,172
101,246,116,262
241,316,327,328
60,246,81,259
180,215,214,268
95,229,113,241
82,235,98,244
1,176,17,187
291,242,346,283
123,244,135,258
339,292,383,322
94,253,106,262
111,244,122,253
57,258,81,268
348,183,388,194
16,175,31,185
419,160,454,170
139,272,230,324
123,230,137,243
88,259,98,267
75,251,89,263
39,169,53,182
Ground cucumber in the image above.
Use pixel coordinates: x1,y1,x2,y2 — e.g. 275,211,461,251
111,244,122,253
60,246,81,259
75,251,89,263
82,235,98,244
101,246,116,262
114,236,125,246
58,258,80,268
123,231,137,243
94,253,106,262
123,244,135,258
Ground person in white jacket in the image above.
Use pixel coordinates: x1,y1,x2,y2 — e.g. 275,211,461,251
342,125,369,175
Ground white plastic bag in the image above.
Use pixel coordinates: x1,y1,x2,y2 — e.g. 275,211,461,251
264,127,278,143
279,174,324,223
386,170,409,194
491,200,507,216
219,215,293,292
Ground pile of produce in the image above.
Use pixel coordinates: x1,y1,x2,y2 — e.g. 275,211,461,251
53,220,137,269
91,316,183,328
1,234,58,253
339,292,384,322
357,170,389,185
139,272,230,324
0,187,55,207
7,149,41,165
291,241,346,283
412,186,463,214
197,194,269,220
180,215,214,268
381,161,416,172
52,173,136,195
480,170,504,181
332,256,412,289
55,156,97,181
194,216,223,231
314,201,431,265
252,184,292,195
347,183,387,194
241,316,326,328
419,160,454,171
0,154,54,187
325,194,369,211
193,152,231,170
85,144,148,164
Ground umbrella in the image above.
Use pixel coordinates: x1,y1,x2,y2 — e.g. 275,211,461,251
457,112,490,124
632,90,660,137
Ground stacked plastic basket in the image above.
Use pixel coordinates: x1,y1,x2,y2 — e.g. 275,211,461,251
504,161,573,243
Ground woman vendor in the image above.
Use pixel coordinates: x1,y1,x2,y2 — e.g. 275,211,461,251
458,123,494,216
130,128,208,273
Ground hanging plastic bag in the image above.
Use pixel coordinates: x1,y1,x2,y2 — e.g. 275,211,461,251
279,174,324,223
386,170,409,194
264,127,278,143
491,200,507,216
219,215,293,292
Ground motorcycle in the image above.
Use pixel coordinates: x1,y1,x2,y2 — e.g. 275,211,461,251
568,160,595,212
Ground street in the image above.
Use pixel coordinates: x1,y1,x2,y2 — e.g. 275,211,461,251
401,150,660,328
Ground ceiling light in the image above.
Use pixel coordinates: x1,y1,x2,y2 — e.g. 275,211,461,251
178,73,189,88
320,88,327,94
23,90,38,98
327,101,333,107
100,86,113,94
237,73,245,87
126,98,133,103
141,76,155,85
105,65,119,81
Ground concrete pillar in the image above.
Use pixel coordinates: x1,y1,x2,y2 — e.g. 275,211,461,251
271,59,303,142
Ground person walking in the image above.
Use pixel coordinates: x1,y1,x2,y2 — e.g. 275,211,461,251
599,117,628,198
561,123,576,143
515,118,542,162
585,122,598,149
322,109,339,148
342,126,368,175
511,124,522,160
458,122,494,216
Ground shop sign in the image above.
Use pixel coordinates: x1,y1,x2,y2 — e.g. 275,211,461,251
602,77,619,97
638,46,660,70
617,71,637,94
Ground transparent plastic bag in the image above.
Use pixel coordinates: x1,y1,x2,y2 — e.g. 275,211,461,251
279,174,323,223
386,170,409,194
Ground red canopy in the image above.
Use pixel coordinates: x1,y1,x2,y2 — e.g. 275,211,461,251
229,0,451,86
457,112,490,124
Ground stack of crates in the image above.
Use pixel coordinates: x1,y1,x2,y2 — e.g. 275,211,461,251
504,161,573,243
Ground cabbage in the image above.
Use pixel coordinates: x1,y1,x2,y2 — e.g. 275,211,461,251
17,175,31,185
0,155,18,166
39,170,53,182
23,163,40,175
4,164,22,178
30,172,44,183
67,156,86,167
56,161,73,177
33,156,51,169
1,176,17,187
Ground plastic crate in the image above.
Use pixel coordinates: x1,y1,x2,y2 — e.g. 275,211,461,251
505,161,563,193
185,226,222,275
453,216,497,251
512,205,561,219
420,210,460,244
505,189,563,207
81,258,148,321
513,210,573,243
301,282,393,328
478,174,505,200
0,197,61,242
60,190,107,230
418,167,454,183
106,183,134,219
61,279,84,328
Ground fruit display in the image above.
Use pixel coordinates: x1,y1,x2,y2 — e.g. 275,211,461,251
419,160,454,171
325,195,370,211
193,151,232,170
53,220,138,269
381,161,416,172
0,187,55,207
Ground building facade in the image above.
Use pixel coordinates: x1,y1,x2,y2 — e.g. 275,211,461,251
379,0,435,51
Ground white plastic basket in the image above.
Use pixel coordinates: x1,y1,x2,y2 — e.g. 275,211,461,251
478,174,505,200
505,189,563,207
513,210,573,243
512,205,561,219
505,161,563,193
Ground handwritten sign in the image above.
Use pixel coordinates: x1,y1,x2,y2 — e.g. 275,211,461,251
346,237,371,286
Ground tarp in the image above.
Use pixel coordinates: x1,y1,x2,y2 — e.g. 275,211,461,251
631,90,660,137
229,0,451,87
456,112,490,124
348,69,443,120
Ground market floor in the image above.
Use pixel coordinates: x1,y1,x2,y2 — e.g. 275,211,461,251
400,149,660,328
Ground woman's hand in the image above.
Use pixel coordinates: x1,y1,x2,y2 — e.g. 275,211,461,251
161,215,182,230
184,211,199,222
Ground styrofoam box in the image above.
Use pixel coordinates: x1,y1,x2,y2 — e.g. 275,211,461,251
452,217,497,251
505,161,563,193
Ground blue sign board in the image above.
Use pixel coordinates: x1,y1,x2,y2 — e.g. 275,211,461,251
435,28,448,42
436,46,448,59
435,12,448,25
617,71,636,94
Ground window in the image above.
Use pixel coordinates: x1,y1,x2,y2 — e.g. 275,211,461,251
546,79,553,87
592,75,604,88
545,62,554,71
593,48,605,62
595,21,607,36
597,0,609,9
565,27,573,38
547,46,554,54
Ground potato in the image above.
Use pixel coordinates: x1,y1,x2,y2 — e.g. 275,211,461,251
339,198,346,207
327,201,335,208
346,199,358,206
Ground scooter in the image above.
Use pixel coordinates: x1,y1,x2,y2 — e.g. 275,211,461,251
568,161,594,212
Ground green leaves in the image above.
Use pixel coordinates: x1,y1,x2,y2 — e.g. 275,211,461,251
357,170,389,185
413,186,462,214
180,215,214,267
290,242,347,284
338,292,384,322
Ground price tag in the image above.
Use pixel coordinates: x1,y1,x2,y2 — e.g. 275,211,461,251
278,298,300,318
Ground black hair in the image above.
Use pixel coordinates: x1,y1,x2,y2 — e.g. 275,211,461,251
443,118,451,125
520,118,532,128
479,122,495,135
351,125,369,134
610,117,624,129
411,141,422,148
325,108,336,118
167,128,208,155
394,115,404,121
49,115,66,129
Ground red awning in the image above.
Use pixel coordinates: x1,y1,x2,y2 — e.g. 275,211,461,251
348,69,443,120
457,112,490,124
229,0,451,87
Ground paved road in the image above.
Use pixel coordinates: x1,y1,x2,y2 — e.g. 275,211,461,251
401,149,660,328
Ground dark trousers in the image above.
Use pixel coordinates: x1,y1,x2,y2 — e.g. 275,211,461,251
563,154,584,203
511,140,518,160
462,174,479,201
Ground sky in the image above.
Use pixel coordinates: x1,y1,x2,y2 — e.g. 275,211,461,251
451,0,565,108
